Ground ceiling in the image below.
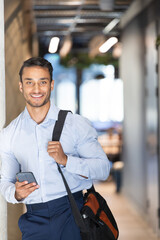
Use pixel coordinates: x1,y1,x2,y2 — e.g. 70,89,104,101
32,0,133,56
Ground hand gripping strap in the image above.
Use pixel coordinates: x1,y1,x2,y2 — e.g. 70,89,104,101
52,110,88,234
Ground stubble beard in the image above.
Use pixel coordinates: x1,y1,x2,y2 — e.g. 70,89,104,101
24,91,51,108
26,96,50,108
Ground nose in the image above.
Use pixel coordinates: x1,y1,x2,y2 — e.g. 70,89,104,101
33,82,40,93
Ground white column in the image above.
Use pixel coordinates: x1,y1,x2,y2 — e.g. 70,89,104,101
0,0,7,240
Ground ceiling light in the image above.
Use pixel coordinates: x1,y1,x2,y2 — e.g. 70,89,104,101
103,19,120,35
48,37,60,53
99,37,118,53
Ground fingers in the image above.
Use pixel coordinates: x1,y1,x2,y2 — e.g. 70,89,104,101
15,181,28,187
15,181,40,201
47,141,62,154
48,141,60,150
16,181,39,189
48,141,59,145
47,141,67,166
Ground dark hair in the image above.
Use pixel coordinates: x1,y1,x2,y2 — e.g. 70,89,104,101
19,57,53,82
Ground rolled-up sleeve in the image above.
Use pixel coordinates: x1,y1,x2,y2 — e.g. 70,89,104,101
0,129,20,204
66,114,110,180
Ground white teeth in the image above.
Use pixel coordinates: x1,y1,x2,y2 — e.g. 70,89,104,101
31,94,43,98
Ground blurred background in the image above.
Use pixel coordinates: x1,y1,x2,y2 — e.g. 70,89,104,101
0,0,160,239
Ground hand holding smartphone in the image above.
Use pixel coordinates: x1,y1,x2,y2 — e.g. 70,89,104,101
15,172,39,201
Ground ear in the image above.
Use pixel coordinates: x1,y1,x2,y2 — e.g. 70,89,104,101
19,82,23,93
51,80,54,91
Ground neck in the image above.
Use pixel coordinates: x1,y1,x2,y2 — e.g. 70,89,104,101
26,101,51,124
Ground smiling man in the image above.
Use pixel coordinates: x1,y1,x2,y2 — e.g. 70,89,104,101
19,67,53,107
0,57,110,240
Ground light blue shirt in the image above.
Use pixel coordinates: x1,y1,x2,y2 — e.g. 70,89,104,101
0,100,110,204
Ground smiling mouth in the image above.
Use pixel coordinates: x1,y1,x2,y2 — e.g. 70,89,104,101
31,94,44,98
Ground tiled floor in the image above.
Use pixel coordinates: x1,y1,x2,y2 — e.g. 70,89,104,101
94,180,159,240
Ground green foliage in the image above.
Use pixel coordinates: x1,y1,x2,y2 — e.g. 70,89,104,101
156,36,160,48
60,53,118,69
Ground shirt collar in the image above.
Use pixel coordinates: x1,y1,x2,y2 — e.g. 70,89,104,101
45,100,59,122
22,99,60,122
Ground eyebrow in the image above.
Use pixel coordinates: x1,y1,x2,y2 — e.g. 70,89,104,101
24,77,50,81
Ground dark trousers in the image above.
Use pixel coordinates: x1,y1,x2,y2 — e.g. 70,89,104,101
18,191,83,240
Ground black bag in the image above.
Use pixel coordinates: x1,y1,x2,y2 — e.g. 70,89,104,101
52,110,119,240
81,186,119,240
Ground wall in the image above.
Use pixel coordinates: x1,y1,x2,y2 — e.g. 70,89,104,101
145,20,159,234
4,0,38,239
0,1,7,240
120,18,147,213
4,0,36,125
120,0,160,235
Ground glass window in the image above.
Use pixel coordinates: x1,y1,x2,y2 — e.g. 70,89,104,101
57,81,76,113
80,64,123,122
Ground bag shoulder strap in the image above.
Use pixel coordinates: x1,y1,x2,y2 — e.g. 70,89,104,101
52,110,70,141
52,110,88,234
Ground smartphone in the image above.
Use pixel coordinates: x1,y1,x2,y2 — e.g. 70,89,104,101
16,172,38,185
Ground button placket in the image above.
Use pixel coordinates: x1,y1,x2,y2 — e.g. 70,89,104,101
35,125,46,201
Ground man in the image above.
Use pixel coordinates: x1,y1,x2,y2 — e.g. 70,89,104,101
0,57,110,240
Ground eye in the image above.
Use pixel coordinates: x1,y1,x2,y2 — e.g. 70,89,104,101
40,81,47,85
26,81,33,85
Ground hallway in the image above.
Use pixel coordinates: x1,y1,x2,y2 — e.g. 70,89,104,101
1,0,160,239
95,181,159,240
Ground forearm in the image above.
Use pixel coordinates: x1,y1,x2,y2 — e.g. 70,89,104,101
0,180,19,204
66,155,110,180
0,151,21,203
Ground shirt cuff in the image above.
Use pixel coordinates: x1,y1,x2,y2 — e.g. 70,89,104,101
66,155,90,179
9,185,23,204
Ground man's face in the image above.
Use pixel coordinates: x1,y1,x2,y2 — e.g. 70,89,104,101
19,66,54,108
